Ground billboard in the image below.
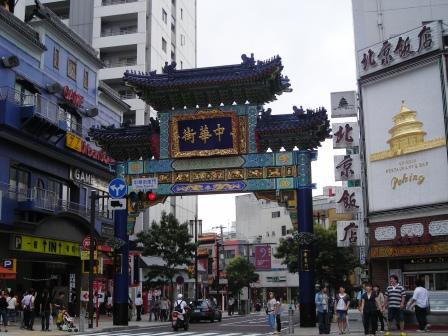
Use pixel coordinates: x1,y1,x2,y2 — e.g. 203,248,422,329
254,244,271,270
362,61,448,212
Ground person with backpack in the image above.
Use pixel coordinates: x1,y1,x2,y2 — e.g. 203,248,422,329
173,293,188,321
335,286,350,334
21,289,34,330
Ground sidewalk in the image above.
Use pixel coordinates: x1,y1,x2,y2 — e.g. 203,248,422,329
290,309,448,335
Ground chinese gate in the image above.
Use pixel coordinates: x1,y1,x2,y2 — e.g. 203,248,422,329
89,54,331,327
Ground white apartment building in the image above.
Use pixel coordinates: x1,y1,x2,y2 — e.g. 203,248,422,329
235,194,299,302
20,0,198,231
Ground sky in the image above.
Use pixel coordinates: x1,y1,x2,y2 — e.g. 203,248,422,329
196,0,357,232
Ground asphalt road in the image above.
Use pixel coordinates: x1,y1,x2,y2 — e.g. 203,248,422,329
73,313,293,336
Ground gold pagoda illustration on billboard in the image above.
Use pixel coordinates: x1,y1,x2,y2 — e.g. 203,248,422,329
370,101,446,161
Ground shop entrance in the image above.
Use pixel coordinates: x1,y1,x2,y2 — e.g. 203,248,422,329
403,272,448,290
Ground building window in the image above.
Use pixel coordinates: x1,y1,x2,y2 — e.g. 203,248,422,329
180,8,183,19
181,34,185,46
266,232,269,237
272,231,276,237
224,250,235,259
281,225,287,236
272,211,280,218
9,166,30,201
180,60,183,69
65,109,81,134
83,69,89,89
162,8,167,24
67,59,77,81
53,47,60,69
162,37,167,53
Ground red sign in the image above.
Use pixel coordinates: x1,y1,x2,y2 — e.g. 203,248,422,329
82,236,97,250
63,86,84,108
81,141,115,165
255,245,271,270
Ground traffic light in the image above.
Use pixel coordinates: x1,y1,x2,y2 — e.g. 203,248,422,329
147,191,156,201
127,191,156,212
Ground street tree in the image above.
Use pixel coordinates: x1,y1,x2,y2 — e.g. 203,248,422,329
225,256,259,298
274,225,358,289
136,211,196,300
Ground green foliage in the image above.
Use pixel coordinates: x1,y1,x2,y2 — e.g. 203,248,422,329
274,225,358,289
225,256,259,296
136,211,196,285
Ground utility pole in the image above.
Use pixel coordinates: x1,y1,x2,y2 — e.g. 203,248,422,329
212,225,226,306
88,190,96,329
246,243,251,314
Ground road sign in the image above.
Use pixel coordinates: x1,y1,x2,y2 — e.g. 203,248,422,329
108,198,127,210
82,236,97,250
108,178,127,199
132,177,158,190
81,250,98,260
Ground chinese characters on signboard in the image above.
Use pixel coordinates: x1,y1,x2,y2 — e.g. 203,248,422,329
300,249,312,272
334,154,361,181
254,245,271,270
332,122,359,148
357,22,441,76
337,220,365,247
170,111,239,158
335,187,362,214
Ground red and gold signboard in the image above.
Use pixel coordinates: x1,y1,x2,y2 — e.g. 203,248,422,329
66,132,115,165
370,242,448,258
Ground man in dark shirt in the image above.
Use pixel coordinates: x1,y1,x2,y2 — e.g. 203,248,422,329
0,290,8,333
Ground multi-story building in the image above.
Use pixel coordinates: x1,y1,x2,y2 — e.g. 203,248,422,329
352,1,448,291
235,194,299,303
21,0,199,232
0,2,131,306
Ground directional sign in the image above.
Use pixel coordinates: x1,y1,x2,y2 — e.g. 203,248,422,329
108,178,127,199
108,198,127,210
132,177,158,190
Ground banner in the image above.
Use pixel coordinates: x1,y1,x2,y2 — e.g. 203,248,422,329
254,245,271,270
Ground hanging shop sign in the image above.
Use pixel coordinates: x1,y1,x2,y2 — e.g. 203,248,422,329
331,91,357,118
334,154,361,181
170,110,240,158
335,187,363,214
63,86,84,108
332,122,359,148
66,132,115,165
254,245,272,270
357,22,442,77
337,220,365,247
12,234,80,257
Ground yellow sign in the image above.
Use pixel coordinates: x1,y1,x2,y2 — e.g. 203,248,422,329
15,235,80,257
81,250,98,260
66,132,83,152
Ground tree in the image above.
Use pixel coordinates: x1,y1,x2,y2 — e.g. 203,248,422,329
136,211,196,300
225,256,259,297
274,225,358,289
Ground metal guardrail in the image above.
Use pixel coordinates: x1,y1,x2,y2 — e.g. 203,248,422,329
101,28,137,37
103,59,137,68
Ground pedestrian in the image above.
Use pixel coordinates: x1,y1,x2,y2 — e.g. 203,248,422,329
40,289,52,331
106,293,113,317
148,295,156,321
160,296,169,321
0,290,8,332
373,285,385,333
135,293,143,321
228,295,235,316
335,285,350,334
266,292,277,332
360,283,378,336
315,286,330,334
6,292,17,323
21,289,34,330
383,275,406,336
357,282,367,309
274,297,283,335
407,279,430,332
155,297,161,320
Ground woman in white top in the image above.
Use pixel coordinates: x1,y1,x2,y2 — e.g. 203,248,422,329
334,286,350,334
135,293,143,321
7,294,17,322
408,279,430,332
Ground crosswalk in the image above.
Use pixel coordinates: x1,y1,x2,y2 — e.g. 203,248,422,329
75,331,268,336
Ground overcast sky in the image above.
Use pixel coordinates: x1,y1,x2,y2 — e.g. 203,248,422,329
196,0,357,232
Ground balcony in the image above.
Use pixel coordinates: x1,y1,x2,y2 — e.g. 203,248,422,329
1,183,113,222
102,0,138,5
101,26,137,37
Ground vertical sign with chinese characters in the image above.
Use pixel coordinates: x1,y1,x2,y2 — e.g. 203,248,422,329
331,91,357,118
332,122,359,148
335,187,363,214
334,154,361,181
357,22,442,77
337,220,365,247
300,249,312,272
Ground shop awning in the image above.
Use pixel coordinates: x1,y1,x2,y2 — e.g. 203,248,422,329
139,256,206,273
0,266,16,280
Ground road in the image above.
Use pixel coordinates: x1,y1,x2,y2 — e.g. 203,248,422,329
73,313,292,336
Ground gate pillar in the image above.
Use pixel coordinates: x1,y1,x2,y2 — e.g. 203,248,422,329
297,150,317,327
113,209,129,325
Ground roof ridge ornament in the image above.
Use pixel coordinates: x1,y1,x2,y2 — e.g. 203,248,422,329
162,61,177,74
241,53,255,67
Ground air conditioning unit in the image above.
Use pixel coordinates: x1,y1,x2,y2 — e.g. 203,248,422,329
85,108,98,118
46,83,62,94
1,55,20,68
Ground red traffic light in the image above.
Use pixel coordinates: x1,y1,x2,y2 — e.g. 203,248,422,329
147,191,156,201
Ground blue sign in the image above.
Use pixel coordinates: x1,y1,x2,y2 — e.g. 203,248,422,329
108,178,128,199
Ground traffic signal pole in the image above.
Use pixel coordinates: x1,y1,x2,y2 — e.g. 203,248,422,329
88,191,96,329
